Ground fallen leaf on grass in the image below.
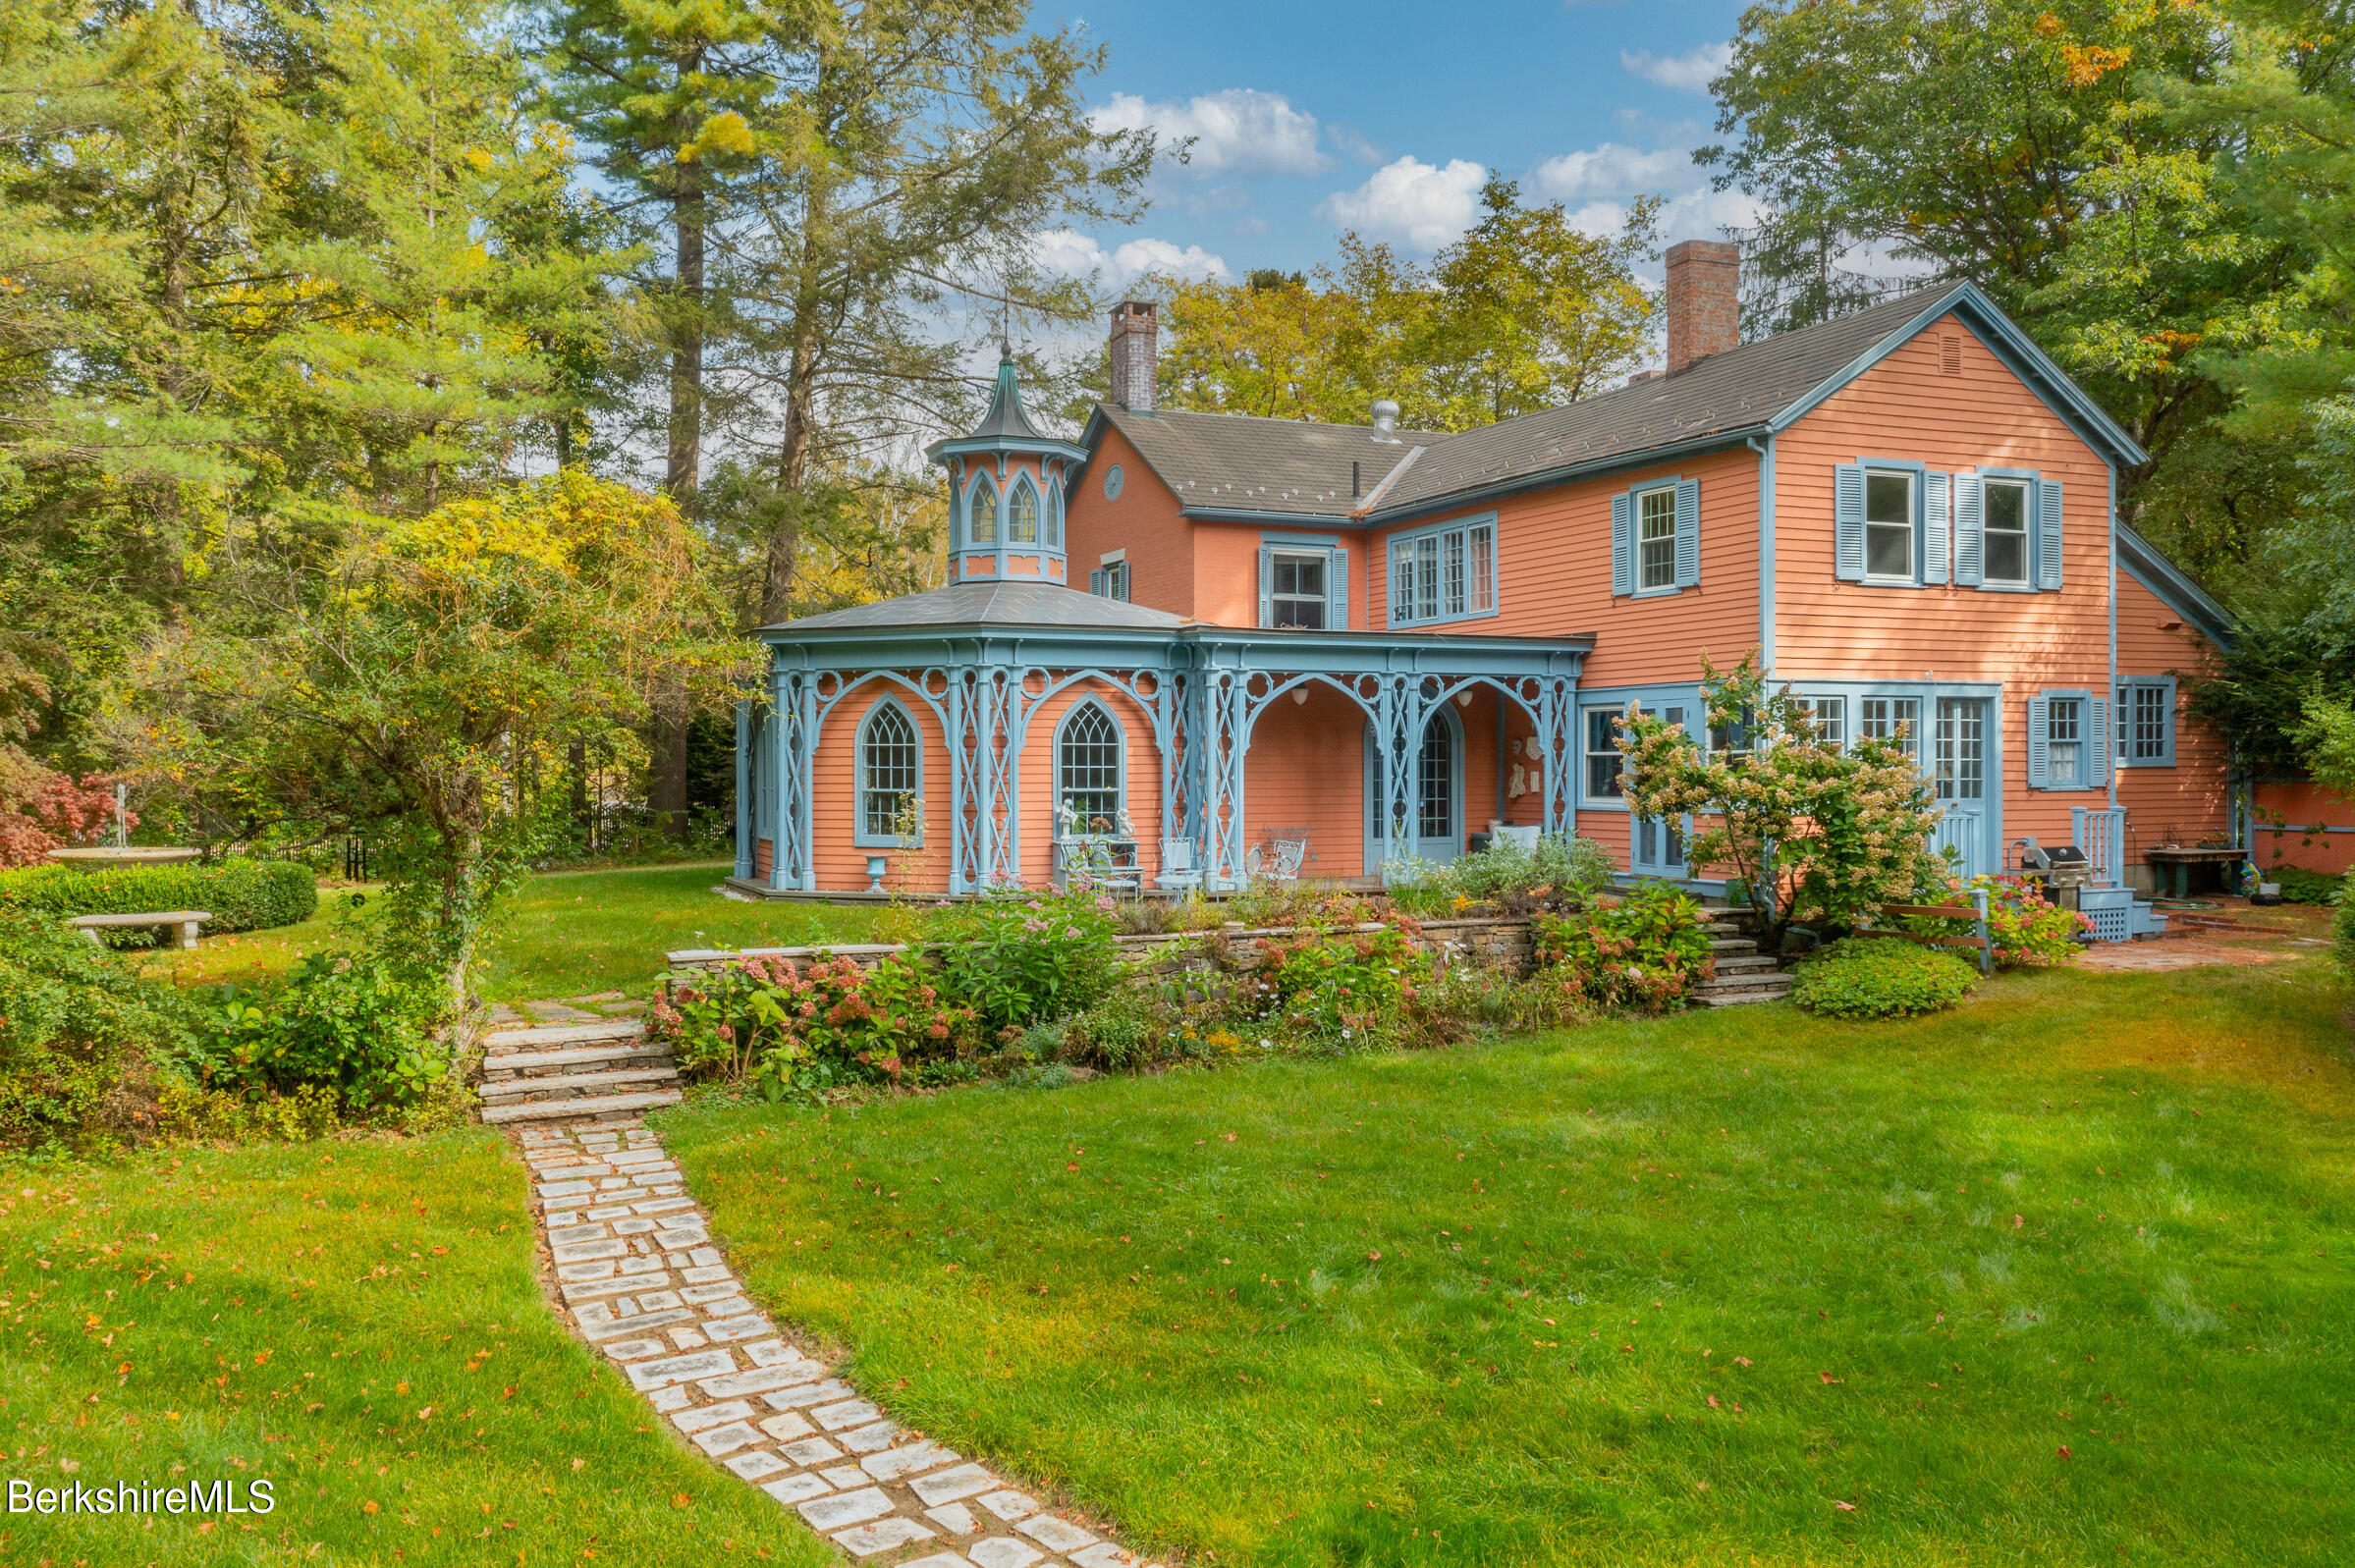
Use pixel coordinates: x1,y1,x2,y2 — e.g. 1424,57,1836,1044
1834,1500,1857,1512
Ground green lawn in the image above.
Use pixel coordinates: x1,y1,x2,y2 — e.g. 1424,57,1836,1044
664,958,2355,1567
0,1132,831,1565
148,863,887,1002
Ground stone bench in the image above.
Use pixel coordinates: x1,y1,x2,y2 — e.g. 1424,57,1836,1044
70,910,214,950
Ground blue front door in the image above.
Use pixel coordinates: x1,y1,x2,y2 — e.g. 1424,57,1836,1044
1933,696,1992,876
1367,714,1461,869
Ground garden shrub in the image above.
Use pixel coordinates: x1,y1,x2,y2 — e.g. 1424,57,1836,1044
1791,937,1977,1019
650,951,977,1102
0,907,194,1150
185,947,448,1112
1962,874,2088,965
931,889,1122,1032
1249,919,1419,1046
1532,880,1716,1012
2270,866,2343,904
2334,878,2355,978
1387,834,1616,917
0,857,319,939
1064,985,1162,1068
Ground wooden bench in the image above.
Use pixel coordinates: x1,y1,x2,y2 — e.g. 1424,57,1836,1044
70,910,214,951
1865,895,1994,975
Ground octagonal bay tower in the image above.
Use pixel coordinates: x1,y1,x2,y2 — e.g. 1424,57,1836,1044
733,342,1591,897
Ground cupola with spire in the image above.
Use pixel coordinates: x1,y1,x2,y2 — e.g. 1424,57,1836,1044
924,342,1090,586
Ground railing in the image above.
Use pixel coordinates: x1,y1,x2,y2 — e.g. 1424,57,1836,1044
1866,891,1995,974
2072,807,2126,889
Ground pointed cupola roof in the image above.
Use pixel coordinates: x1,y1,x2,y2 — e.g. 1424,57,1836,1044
925,342,1089,466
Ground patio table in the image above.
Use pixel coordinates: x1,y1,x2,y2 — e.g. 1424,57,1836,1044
2145,845,2246,899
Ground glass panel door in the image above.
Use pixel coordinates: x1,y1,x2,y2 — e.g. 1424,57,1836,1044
1631,702,1687,877
1933,697,1989,876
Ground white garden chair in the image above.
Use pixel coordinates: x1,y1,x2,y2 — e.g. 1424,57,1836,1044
1245,837,1308,886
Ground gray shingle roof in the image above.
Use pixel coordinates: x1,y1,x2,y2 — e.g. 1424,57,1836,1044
966,346,1049,444
761,579,1188,636
1091,283,1980,521
1378,283,1972,513
1096,405,1448,519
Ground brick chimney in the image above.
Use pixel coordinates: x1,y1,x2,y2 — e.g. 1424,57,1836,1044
1108,300,1158,410
1664,240,1740,376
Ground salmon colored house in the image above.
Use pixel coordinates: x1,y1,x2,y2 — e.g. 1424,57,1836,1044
735,244,2238,901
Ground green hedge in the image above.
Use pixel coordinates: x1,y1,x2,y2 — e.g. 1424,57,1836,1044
1791,937,1978,1020
0,859,319,936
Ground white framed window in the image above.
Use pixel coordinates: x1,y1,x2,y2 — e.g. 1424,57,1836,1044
1270,550,1328,629
1982,477,2032,585
1637,486,1677,591
1936,698,1986,801
1799,695,1846,747
854,698,922,847
2116,677,2175,767
1583,708,1623,800
2046,696,2083,786
1864,470,1915,581
1858,696,1922,760
1388,517,1497,626
2029,688,2105,790
1089,560,1129,602
1055,700,1123,831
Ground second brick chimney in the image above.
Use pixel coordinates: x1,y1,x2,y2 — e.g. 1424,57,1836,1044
1108,300,1158,410
1664,240,1740,376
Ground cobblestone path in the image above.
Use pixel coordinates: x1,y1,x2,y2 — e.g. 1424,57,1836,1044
515,1113,1165,1568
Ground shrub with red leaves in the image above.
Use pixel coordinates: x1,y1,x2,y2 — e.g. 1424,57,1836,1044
0,751,130,869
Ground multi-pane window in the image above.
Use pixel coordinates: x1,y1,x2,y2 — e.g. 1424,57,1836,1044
1859,696,1921,758
1056,702,1122,830
2117,680,2172,764
1983,478,2031,585
1271,551,1327,629
859,703,919,838
1390,520,1497,625
1417,722,1453,839
1584,709,1623,799
1708,705,1756,760
1799,696,1846,747
1089,560,1130,602
1865,471,1914,580
967,474,998,544
2046,696,2083,785
1936,698,1985,801
1007,481,1038,543
1637,487,1677,590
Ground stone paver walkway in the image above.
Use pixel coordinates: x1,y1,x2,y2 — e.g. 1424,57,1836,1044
518,1116,1163,1568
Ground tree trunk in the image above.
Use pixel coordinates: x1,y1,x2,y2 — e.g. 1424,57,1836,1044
757,217,826,628
651,67,705,840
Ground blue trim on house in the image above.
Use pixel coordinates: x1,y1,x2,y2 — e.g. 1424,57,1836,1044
849,695,925,849
1852,456,1931,588
2116,522,2236,650
1751,436,1776,675
1623,475,1684,599
1382,512,1503,628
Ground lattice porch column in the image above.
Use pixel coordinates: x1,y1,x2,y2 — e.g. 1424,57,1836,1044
1375,675,1419,882
770,668,817,892
733,697,753,880
1538,676,1576,838
1201,671,1251,890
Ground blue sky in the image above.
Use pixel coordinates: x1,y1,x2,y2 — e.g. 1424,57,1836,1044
1036,0,1757,288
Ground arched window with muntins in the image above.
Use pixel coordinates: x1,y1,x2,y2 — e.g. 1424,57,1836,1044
1055,699,1123,831
856,698,921,844
1045,478,1064,548
967,473,999,545
1007,474,1039,544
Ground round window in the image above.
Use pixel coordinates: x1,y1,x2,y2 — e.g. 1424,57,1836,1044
1103,463,1124,501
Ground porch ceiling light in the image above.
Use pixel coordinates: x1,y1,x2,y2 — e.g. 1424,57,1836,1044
1291,687,1309,704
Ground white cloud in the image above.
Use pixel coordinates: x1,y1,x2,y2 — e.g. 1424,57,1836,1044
1315,156,1489,250
1328,125,1386,166
1092,88,1333,180
1528,142,1701,201
1620,41,1731,93
1031,229,1232,285
1562,187,1765,249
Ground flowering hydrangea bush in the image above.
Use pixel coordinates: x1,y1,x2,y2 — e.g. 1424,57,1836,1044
1964,874,2090,965
1532,881,1716,1012
1250,919,1419,1045
933,888,1123,1034
649,951,975,1102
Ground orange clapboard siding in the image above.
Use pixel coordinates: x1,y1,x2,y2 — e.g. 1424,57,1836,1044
1015,679,1164,889
1064,423,1193,618
1370,446,1762,689
1239,682,1371,878
2113,571,2230,849
810,677,955,894
1773,313,2114,854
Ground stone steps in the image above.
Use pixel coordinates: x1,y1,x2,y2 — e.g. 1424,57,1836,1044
1694,914,1790,1006
481,1088,685,1125
480,1065,684,1105
1692,973,1796,1007
483,1043,677,1080
484,1018,644,1054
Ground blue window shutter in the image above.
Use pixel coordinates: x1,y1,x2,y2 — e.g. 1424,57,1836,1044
1923,470,1950,585
1834,464,1866,580
1257,546,1274,627
2087,695,2110,791
1328,546,1350,629
1088,568,1103,596
2159,676,2177,766
2027,694,2051,787
2038,479,2063,588
1611,492,1633,596
1673,477,1700,588
1953,471,1983,586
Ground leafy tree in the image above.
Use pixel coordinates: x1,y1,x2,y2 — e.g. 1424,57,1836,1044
134,472,745,1003
1156,185,1658,433
1615,656,1946,948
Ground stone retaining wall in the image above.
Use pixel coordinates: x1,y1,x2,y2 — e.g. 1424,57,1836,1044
663,915,1538,980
